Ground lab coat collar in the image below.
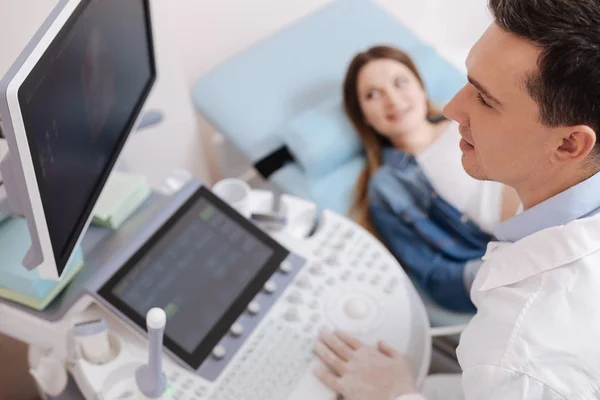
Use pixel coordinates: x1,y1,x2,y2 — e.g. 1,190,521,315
478,212,600,291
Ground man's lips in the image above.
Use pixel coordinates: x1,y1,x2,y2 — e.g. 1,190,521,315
458,125,474,146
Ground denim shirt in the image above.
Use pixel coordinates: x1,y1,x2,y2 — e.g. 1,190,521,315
368,147,493,312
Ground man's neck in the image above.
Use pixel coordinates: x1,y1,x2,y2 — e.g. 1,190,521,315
517,166,597,210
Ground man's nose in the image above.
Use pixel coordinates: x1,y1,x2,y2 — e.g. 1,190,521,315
443,86,468,125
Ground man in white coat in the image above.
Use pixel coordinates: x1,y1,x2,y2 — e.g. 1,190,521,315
312,0,600,399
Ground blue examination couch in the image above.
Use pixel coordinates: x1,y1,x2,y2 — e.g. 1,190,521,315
192,0,473,331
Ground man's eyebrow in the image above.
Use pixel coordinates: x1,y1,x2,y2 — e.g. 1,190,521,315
467,75,504,108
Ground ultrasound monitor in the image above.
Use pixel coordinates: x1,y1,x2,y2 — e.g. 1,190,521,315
0,0,156,279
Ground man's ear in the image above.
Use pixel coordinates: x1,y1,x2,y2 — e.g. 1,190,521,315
553,125,597,164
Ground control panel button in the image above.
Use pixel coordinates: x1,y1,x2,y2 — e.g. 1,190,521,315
286,291,303,305
314,285,325,297
212,345,227,360
333,242,345,250
264,280,277,294
247,301,261,315
325,255,339,266
283,307,301,322
279,260,293,273
230,323,244,337
341,271,351,281
309,263,324,276
295,278,312,290
344,298,370,320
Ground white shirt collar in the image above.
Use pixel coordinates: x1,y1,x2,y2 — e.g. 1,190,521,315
493,170,600,242
477,212,600,291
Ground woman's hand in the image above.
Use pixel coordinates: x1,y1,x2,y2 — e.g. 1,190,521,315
313,329,419,400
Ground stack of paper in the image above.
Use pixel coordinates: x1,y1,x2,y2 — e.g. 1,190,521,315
92,171,151,230
0,217,84,310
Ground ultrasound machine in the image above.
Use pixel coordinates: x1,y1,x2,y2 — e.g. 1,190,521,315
0,0,431,399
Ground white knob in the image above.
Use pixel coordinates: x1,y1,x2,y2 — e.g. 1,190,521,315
230,323,244,337
212,345,227,360
147,307,166,330
280,261,293,273
248,301,261,315
344,298,370,320
264,281,277,294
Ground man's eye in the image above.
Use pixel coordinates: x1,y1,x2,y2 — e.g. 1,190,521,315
477,92,492,108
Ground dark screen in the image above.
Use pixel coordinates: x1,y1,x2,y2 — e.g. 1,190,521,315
99,187,289,369
113,197,273,352
18,0,155,276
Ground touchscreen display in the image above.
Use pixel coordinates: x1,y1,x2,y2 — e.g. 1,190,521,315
99,186,289,368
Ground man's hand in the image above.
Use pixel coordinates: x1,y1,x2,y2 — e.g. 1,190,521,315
312,329,419,400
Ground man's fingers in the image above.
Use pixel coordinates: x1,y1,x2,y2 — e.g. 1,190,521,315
320,330,354,361
335,330,363,350
314,341,347,375
378,340,400,358
314,365,345,395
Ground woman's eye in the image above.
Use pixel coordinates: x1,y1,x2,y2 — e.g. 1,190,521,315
367,90,380,99
395,78,407,87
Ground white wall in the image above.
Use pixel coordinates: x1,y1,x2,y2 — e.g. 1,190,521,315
0,0,209,188
0,0,493,185
166,0,493,85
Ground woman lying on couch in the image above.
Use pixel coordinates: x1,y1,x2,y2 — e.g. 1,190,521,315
344,45,520,311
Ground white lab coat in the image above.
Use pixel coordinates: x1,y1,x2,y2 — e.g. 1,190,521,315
400,211,600,400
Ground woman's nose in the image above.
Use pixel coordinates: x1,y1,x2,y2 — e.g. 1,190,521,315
384,90,406,109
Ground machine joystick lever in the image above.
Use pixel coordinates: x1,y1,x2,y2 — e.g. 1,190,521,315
136,308,168,398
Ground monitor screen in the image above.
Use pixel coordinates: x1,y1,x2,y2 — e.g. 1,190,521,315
17,0,156,276
99,186,290,369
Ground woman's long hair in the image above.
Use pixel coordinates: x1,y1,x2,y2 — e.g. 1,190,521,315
344,45,441,234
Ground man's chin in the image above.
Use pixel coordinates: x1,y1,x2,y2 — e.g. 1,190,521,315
461,157,489,181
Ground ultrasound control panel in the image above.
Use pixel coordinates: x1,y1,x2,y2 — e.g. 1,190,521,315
73,183,425,400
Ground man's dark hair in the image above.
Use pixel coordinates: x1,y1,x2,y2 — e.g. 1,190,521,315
489,0,600,158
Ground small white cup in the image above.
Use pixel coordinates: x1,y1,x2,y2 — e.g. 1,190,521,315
212,178,251,216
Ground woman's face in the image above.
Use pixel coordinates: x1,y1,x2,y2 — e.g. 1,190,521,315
356,59,429,140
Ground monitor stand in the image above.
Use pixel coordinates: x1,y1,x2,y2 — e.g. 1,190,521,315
0,108,164,305
0,139,10,224
0,149,83,311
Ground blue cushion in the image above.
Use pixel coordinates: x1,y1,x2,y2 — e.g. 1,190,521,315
270,156,365,214
282,95,362,177
192,0,467,215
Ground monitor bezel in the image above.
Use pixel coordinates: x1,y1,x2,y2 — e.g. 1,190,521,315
98,185,290,371
3,0,157,279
